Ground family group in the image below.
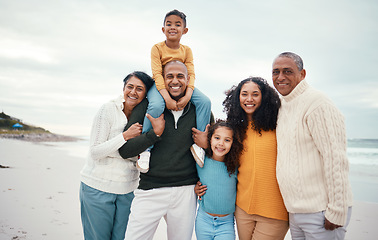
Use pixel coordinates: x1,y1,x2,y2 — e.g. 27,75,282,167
79,9,353,240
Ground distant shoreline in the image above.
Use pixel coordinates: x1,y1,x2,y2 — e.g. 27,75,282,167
0,132,80,142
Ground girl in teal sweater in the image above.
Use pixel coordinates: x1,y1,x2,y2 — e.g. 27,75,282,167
195,120,243,240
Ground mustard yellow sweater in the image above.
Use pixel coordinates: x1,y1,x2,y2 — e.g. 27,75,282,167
236,125,288,221
151,41,195,91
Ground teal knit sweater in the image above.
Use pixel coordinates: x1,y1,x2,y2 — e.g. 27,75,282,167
197,156,238,215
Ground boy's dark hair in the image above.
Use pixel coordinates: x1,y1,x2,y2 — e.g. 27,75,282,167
164,9,187,27
205,119,243,175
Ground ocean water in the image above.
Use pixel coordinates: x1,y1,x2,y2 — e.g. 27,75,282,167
49,136,89,159
49,137,378,166
347,139,378,203
347,139,378,166
48,137,378,203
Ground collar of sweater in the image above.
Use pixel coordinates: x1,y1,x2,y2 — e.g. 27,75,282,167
167,101,192,116
166,102,192,129
282,80,309,102
113,95,125,111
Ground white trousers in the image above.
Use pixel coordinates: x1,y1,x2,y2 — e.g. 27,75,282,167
124,185,197,240
289,207,352,240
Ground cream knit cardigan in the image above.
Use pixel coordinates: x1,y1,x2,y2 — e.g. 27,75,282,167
276,80,353,226
80,95,139,194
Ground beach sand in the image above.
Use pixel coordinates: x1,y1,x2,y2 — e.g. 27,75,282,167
0,138,377,240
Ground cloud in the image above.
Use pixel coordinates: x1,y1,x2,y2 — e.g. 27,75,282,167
1,0,377,138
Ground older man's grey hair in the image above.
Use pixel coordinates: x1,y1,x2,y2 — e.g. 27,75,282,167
277,52,304,71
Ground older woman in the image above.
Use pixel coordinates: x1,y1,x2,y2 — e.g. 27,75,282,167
223,77,288,240
79,71,162,240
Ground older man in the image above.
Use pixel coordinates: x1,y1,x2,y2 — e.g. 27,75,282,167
272,52,353,240
119,60,211,240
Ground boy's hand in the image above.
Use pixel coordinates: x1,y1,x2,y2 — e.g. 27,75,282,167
165,98,178,111
177,95,190,110
146,113,165,137
122,123,142,141
159,88,178,111
177,87,193,110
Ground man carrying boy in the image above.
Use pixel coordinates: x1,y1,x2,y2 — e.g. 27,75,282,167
137,9,211,172
119,61,211,240
272,52,353,240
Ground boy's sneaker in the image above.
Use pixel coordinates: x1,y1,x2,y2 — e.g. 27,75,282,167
137,150,150,173
190,144,205,168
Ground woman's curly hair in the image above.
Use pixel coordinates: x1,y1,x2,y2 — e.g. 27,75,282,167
205,119,243,175
223,77,281,142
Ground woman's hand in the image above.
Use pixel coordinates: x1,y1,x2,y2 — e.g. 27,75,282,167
194,181,207,200
146,113,165,137
192,124,210,149
122,123,142,141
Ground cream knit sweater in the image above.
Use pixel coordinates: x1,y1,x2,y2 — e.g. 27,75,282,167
276,80,353,226
80,95,139,194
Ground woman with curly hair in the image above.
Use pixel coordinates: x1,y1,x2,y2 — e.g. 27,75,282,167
195,120,243,239
223,77,289,240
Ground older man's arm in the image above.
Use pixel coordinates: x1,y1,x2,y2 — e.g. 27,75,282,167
308,101,350,227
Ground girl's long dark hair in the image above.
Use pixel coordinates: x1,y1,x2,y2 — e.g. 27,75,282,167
205,120,243,175
223,77,281,142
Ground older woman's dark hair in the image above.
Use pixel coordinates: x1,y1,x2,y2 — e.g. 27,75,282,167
223,77,281,142
205,119,243,175
123,71,154,91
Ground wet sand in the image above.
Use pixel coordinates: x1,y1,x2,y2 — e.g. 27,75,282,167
0,138,377,239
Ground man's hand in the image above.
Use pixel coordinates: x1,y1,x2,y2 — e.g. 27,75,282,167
192,124,210,149
194,181,207,200
146,113,165,137
324,218,342,231
122,123,142,141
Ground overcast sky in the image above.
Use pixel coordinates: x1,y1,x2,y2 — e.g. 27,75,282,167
1,0,377,138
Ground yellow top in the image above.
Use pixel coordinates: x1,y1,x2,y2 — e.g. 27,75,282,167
151,41,195,91
236,124,288,221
